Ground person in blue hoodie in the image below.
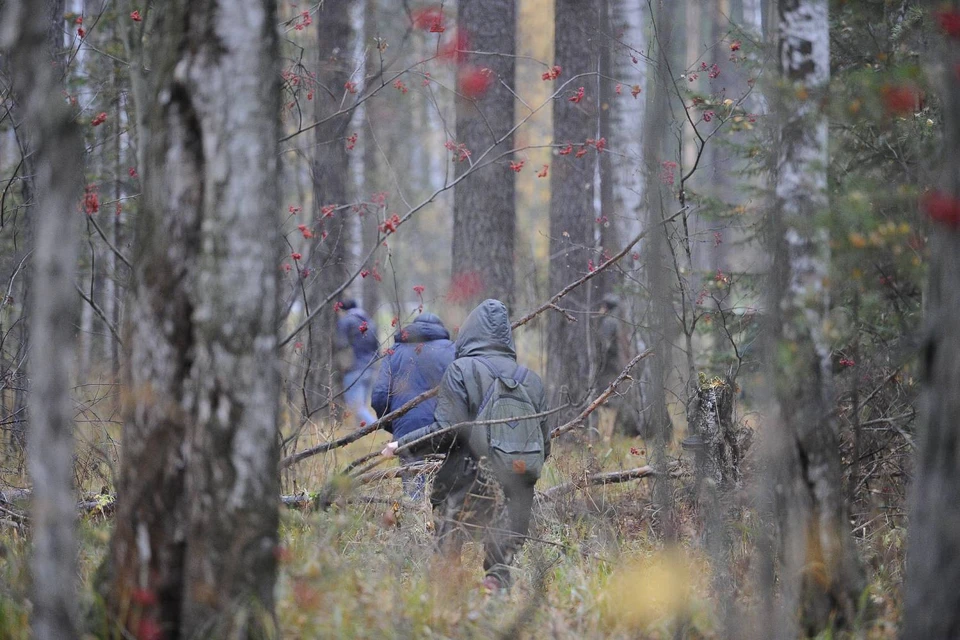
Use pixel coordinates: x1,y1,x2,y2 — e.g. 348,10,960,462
335,299,380,427
371,313,456,498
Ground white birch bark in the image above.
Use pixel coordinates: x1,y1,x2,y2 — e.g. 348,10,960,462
611,0,646,232
106,0,282,636
764,0,864,634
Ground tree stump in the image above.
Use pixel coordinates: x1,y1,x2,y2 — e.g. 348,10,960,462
685,376,743,490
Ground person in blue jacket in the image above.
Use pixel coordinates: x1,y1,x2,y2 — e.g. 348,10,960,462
335,299,379,427
371,312,455,498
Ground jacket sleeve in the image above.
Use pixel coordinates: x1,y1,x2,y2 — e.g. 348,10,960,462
371,353,392,428
396,363,469,451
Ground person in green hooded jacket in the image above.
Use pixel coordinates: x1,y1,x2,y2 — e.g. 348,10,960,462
381,299,549,592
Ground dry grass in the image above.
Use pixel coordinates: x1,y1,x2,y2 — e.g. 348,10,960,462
0,428,906,639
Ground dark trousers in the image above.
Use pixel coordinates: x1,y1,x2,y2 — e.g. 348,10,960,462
430,449,535,588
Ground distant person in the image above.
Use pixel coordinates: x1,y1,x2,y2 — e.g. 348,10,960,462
593,294,640,438
381,299,549,593
371,313,455,499
335,299,379,427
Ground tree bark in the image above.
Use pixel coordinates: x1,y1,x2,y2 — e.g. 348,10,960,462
2,1,82,638
307,0,354,414
595,0,620,307
643,0,678,539
451,0,517,310
547,0,600,414
360,0,382,317
2,0,66,459
765,0,864,633
104,1,282,637
903,2,960,636
607,0,655,438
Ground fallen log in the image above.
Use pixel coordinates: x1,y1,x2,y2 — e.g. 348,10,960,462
539,461,680,500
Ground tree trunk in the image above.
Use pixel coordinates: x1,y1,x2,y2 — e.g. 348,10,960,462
3,0,66,459
102,58,123,375
307,0,354,414
595,0,619,307
547,0,599,413
104,1,282,637
3,1,82,638
765,0,864,633
642,0,677,539
360,0,381,317
690,376,744,637
743,0,763,34
607,0,653,438
903,2,960,635
451,0,517,310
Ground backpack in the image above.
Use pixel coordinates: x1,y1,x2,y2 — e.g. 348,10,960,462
466,357,545,483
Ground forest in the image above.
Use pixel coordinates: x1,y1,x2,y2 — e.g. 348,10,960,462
0,0,958,638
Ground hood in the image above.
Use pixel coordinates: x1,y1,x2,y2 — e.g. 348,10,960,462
454,299,516,359
396,313,450,343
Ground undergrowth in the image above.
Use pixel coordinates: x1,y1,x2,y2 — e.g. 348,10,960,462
0,434,904,639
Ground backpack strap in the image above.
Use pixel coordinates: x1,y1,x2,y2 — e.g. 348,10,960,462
475,357,502,416
514,366,529,385
477,355,525,381
475,357,530,416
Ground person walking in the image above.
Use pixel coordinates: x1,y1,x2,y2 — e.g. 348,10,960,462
335,299,379,427
371,313,455,499
381,299,549,593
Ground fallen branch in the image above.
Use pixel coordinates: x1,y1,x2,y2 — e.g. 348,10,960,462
334,349,651,498
345,404,569,478
540,461,681,500
281,494,409,510
550,349,653,439
279,386,439,469
286,343,651,474
352,460,441,486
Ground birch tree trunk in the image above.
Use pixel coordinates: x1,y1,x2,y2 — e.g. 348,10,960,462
547,0,599,413
104,1,282,637
903,2,960,635
765,0,864,633
3,0,67,459
594,0,619,307
452,0,517,309
607,0,654,437
2,1,82,638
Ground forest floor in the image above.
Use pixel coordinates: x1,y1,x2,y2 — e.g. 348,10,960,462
0,431,905,639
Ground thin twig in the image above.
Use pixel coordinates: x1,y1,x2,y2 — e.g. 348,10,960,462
75,284,124,347
550,349,653,438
